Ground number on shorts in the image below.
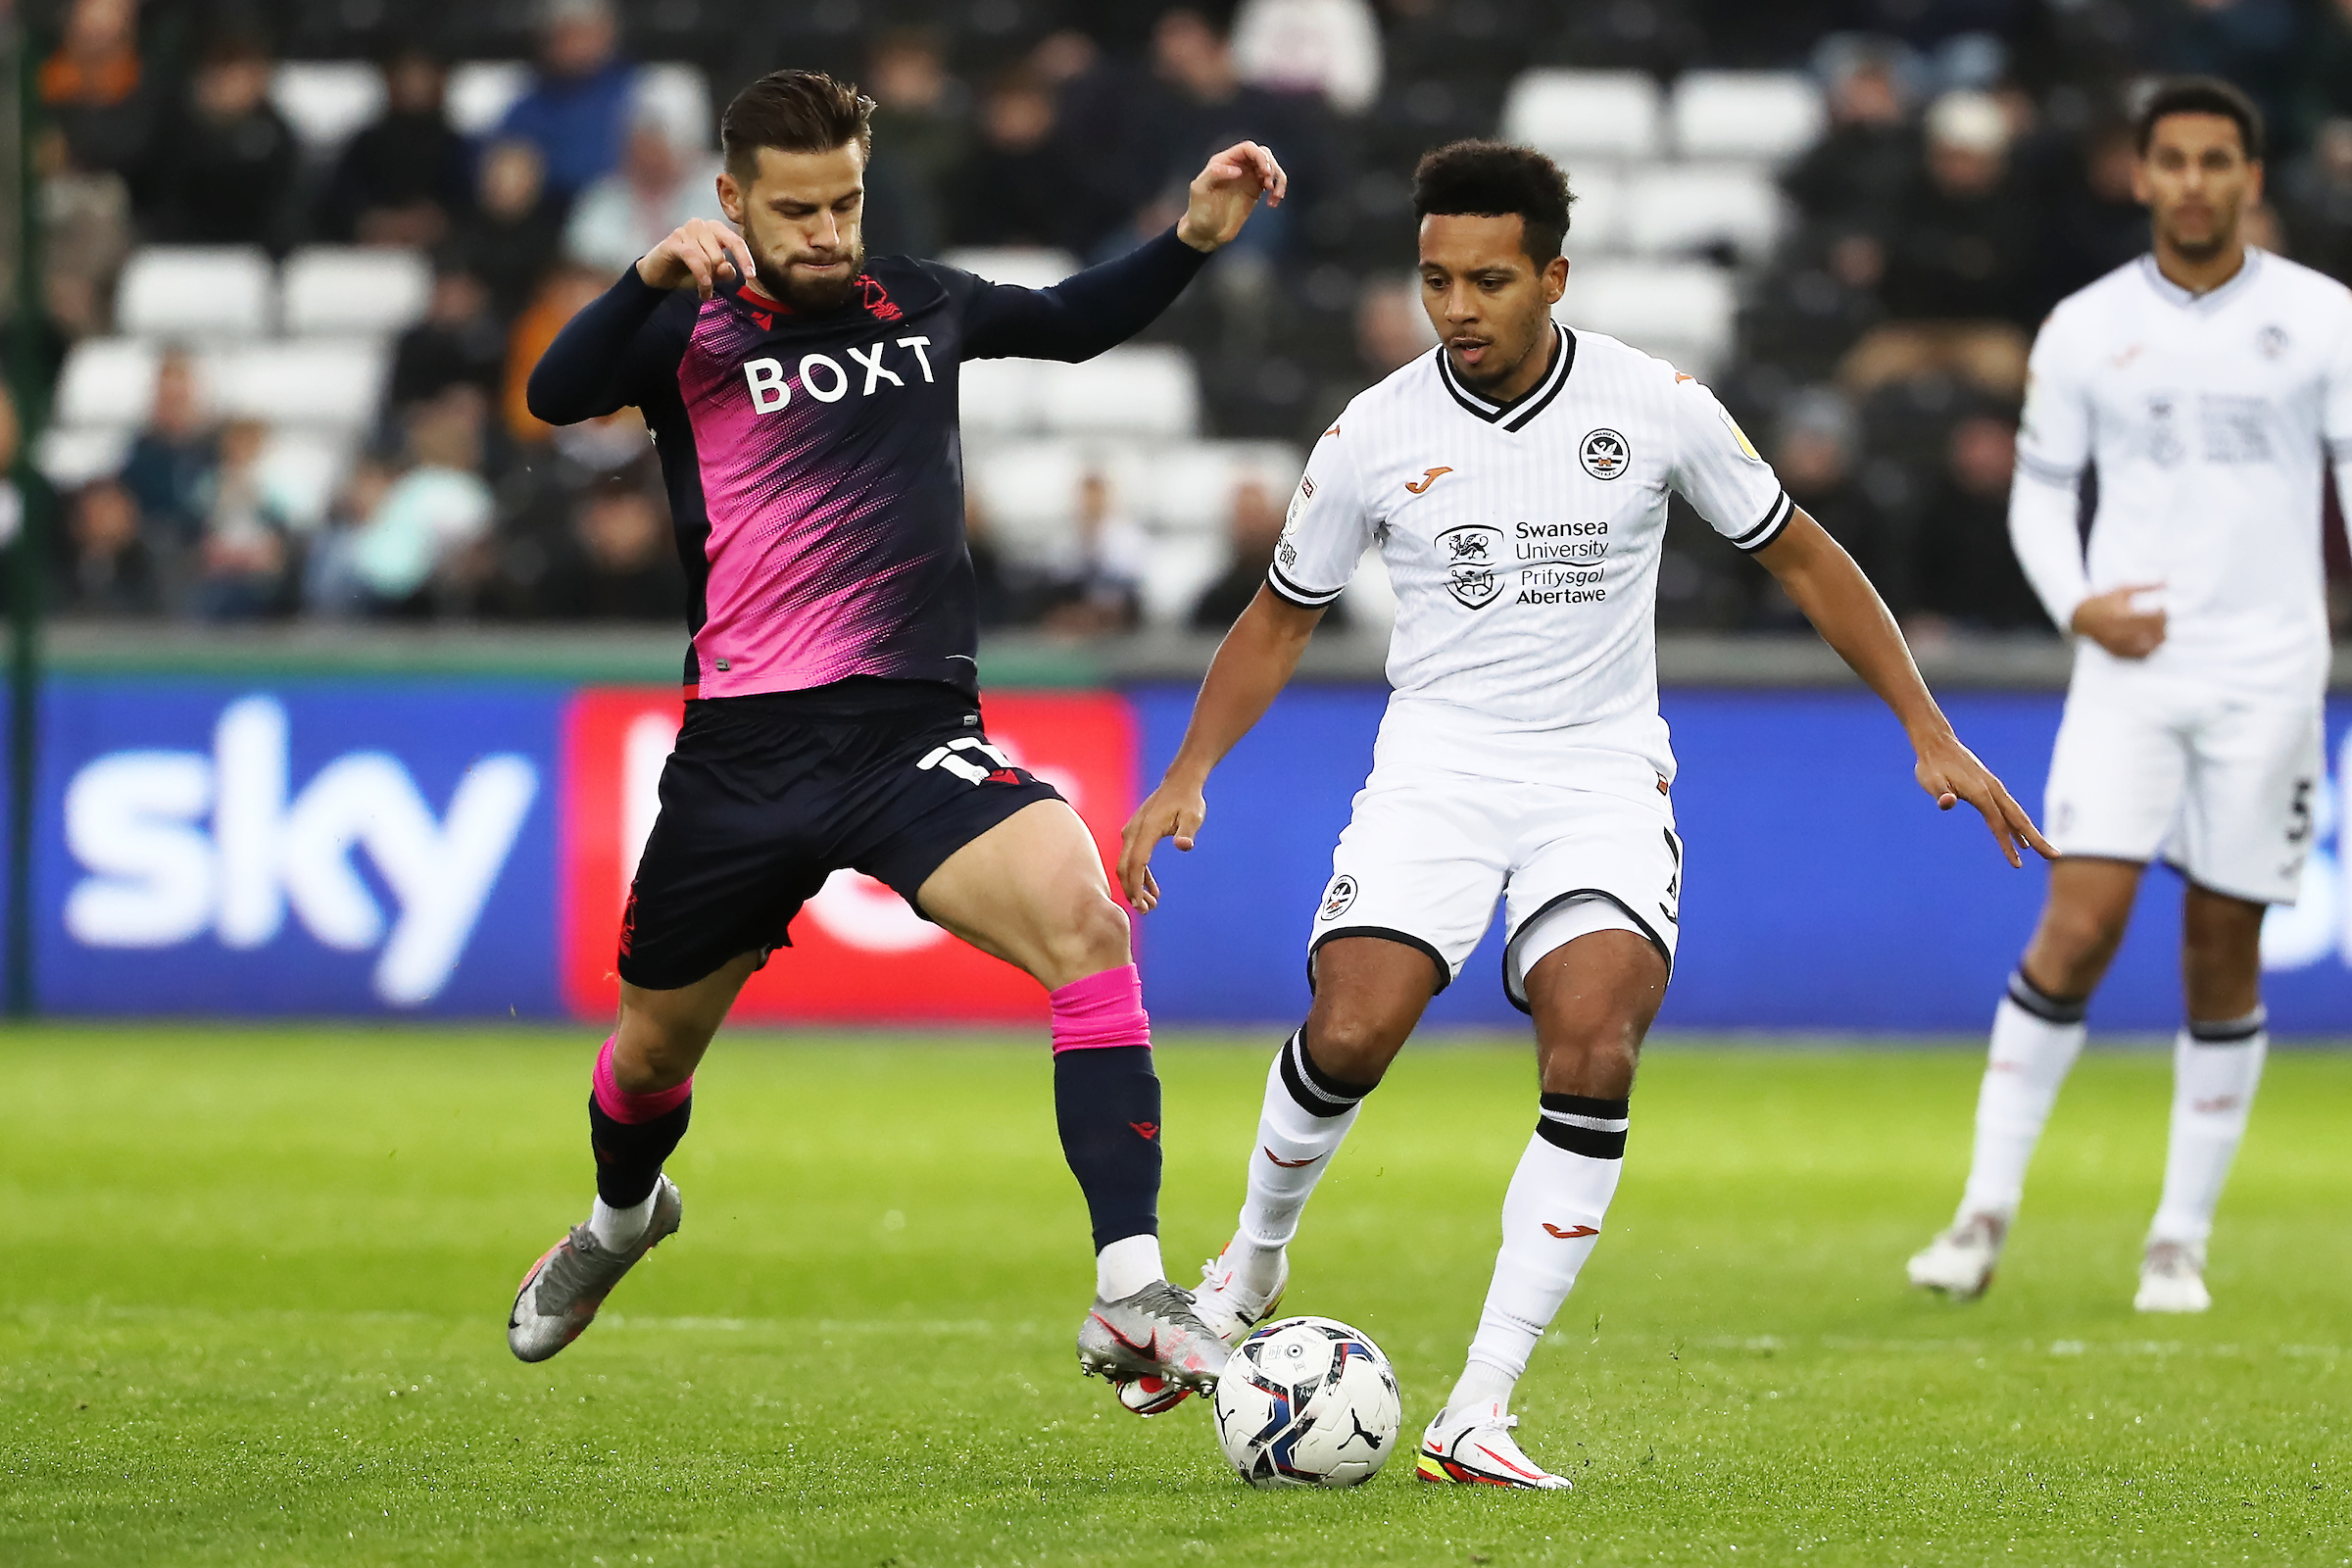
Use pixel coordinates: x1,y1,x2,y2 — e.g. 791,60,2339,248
2287,777,2315,845
918,736,1013,785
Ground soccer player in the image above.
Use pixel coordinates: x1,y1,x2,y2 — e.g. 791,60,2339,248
1906,78,2352,1314
503,69,1286,1398
1117,140,2050,1485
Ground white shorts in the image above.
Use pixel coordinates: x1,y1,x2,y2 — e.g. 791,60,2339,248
1307,761,1682,1012
2044,667,2322,906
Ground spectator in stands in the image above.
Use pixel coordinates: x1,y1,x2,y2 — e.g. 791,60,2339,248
38,0,157,178
2281,119,2352,282
389,257,508,414
945,68,1108,254
59,480,162,616
2303,0,2352,149
319,48,476,248
1039,472,1145,637
504,264,607,445
193,418,295,619
2155,0,2301,158
119,350,216,555
1355,276,1435,375
1908,411,2047,634
1191,475,1348,630
301,453,397,617
2035,120,2148,311
345,386,498,615
1134,8,1326,258
865,28,967,257
1230,0,1383,115
1784,42,1916,242
137,35,301,255
1765,391,1902,620
563,114,723,278
460,140,569,322
496,0,635,202
542,474,686,619
36,124,132,341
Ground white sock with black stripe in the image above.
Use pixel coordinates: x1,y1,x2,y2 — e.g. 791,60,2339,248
1446,1093,1629,1421
2150,1008,2268,1248
1957,968,2088,1223
1229,1028,1376,1298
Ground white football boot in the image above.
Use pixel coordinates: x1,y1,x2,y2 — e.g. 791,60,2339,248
1905,1211,2008,1298
1077,1281,1228,1396
2134,1239,2212,1313
1416,1402,1572,1490
508,1177,683,1362
1192,1245,1290,1345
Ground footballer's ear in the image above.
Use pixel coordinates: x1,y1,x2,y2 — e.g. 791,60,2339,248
1542,254,1569,305
716,169,746,225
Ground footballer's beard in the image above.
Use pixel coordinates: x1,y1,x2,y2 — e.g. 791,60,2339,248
753,239,867,312
1446,318,1551,395
2160,205,2237,265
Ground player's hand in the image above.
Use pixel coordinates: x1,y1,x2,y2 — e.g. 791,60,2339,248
1914,728,2056,868
638,218,759,300
1176,141,1288,253
1118,779,1209,912
2071,583,2167,659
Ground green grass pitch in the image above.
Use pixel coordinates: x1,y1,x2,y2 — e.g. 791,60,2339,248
4,1027,2348,1566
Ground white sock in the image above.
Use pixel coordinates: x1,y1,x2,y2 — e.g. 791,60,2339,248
2150,1012,2268,1248
1096,1233,1166,1299
1957,973,2087,1221
589,1190,657,1251
1448,1098,1627,1421
1230,1029,1373,1298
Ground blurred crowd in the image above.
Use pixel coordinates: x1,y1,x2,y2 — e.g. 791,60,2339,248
15,0,2352,637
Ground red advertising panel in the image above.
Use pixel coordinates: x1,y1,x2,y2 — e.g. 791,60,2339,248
560,688,1138,1022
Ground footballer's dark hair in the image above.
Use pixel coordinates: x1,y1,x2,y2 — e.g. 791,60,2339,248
722,69,875,180
2134,75,2264,162
1411,140,1574,263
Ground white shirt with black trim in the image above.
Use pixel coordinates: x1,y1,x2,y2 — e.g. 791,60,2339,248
2014,248,2352,699
1272,325,1788,779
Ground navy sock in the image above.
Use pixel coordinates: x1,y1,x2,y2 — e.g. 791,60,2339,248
588,1094,691,1209
1054,1045,1162,1252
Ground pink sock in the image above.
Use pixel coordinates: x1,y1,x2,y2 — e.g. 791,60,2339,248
593,1035,693,1122
1050,964,1152,1054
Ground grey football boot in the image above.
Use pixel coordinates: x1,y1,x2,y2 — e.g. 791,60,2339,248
507,1176,683,1362
1076,1280,1230,1394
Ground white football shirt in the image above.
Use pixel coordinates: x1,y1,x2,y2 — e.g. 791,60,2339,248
2013,249,2352,698
1271,325,1788,780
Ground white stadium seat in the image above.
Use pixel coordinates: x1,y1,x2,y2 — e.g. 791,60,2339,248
53,338,161,429
210,340,389,429
270,61,385,155
1501,70,1663,164
1558,261,1738,378
447,61,531,138
957,358,1045,438
115,247,274,338
939,247,1080,290
281,247,434,337
1141,441,1304,534
1140,534,1228,626
1624,164,1786,263
1670,71,1826,163
1565,166,1628,254
633,63,714,149
1038,346,1199,438
964,439,1152,558
255,429,355,531
36,424,133,489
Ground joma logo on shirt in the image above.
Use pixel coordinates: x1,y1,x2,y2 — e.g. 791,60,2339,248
742,336,936,414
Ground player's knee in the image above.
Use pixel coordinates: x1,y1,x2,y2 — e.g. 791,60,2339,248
2035,901,2129,978
1041,890,1132,984
1535,1010,1643,1096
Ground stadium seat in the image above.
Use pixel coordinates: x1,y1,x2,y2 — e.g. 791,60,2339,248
281,247,435,337
1141,441,1305,535
447,61,530,138
938,247,1080,289
52,337,161,429
1565,166,1628,254
1500,70,1663,164
270,61,385,156
1558,262,1738,377
35,424,133,489
965,438,1153,557
210,340,390,429
957,359,1045,437
1670,71,1826,164
255,428,355,531
1624,164,1786,263
633,63,714,149
1140,533,1229,626
1037,347,1199,438
115,247,274,339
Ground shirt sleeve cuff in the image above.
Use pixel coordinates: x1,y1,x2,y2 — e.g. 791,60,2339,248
1267,562,1346,608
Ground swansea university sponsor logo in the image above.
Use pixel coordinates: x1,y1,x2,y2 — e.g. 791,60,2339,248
1435,522,1504,610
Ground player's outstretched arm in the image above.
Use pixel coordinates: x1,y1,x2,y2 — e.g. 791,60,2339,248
1176,141,1289,252
1754,509,2056,868
1118,586,1322,911
526,219,756,426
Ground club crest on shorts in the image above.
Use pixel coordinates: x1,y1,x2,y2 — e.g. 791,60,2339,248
1580,427,1630,480
1435,522,1503,610
1319,874,1358,921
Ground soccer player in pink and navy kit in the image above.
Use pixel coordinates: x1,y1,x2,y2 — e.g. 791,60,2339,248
503,69,1285,1401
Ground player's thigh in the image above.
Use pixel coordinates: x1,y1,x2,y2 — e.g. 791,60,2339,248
2042,676,2187,863
1307,773,1512,1001
1302,935,1445,1084
2171,696,2323,907
915,798,1130,988
1499,787,1680,1013
1522,928,1669,1097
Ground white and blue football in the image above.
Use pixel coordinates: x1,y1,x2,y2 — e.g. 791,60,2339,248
1212,1315,1401,1488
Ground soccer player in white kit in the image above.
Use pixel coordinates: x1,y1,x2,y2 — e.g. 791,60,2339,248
1907,79,2352,1314
1117,140,2049,1487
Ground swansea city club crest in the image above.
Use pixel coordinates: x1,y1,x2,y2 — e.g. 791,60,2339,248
1435,522,1504,610
1580,427,1630,480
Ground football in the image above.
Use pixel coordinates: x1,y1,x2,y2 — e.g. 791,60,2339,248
1212,1316,1402,1488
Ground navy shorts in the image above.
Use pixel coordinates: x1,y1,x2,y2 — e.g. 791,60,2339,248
617,678,1064,990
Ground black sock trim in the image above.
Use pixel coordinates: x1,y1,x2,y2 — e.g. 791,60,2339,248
1278,1029,1375,1117
1541,1092,1630,1119
2006,967,2088,1025
1535,1116,1627,1159
2187,1010,2266,1044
